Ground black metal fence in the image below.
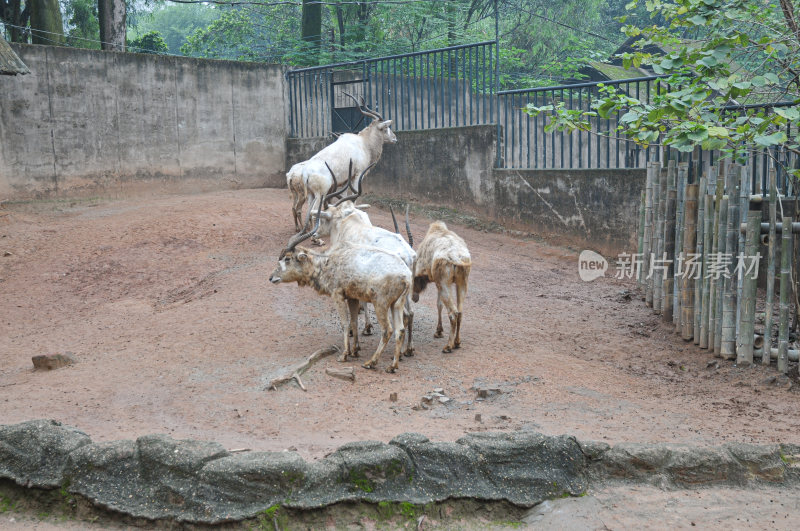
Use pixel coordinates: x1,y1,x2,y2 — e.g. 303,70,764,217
286,41,497,138
496,76,668,169
287,48,797,192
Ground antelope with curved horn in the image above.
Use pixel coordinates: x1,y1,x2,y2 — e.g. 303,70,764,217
311,166,417,356
285,92,396,232
269,202,412,373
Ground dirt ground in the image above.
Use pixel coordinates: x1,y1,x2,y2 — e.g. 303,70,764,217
1,188,799,461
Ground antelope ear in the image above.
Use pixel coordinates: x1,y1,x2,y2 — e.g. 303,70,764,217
297,252,308,262
378,120,392,130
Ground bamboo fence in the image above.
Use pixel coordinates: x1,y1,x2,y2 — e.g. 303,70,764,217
637,153,798,374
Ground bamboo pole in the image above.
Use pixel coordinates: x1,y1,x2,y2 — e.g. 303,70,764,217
778,216,792,374
662,188,677,322
681,184,699,340
653,163,668,313
644,163,655,307
708,170,723,351
693,176,707,344
763,168,778,365
674,162,687,328
736,166,749,339
638,189,646,287
754,348,800,362
720,164,740,360
714,195,729,356
736,205,762,365
700,192,714,348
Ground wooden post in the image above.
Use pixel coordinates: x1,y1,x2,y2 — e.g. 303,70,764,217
763,168,778,365
663,188,677,322
638,189,646,287
700,192,714,348
720,164,740,359
736,205,762,365
681,184,699,340
644,163,655,307
708,171,724,351
693,176,707,344
714,195,729,355
778,216,792,374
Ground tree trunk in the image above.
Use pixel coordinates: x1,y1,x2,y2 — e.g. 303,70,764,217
98,0,126,51
29,0,63,45
2,0,30,42
302,0,322,60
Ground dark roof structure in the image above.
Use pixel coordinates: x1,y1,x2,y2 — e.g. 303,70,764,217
1,36,30,75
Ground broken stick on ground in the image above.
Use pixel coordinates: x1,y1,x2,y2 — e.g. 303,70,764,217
267,345,340,391
325,367,356,381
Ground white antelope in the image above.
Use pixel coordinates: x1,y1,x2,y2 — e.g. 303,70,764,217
312,165,417,356
269,208,412,373
286,93,397,232
412,222,471,353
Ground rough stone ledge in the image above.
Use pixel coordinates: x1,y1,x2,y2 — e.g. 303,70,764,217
1,419,798,524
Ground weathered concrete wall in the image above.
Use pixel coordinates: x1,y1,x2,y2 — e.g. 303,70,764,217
0,44,287,199
494,168,645,255
1,420,798,525
287,126,644,254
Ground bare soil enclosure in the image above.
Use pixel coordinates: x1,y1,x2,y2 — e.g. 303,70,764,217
1,189,798,459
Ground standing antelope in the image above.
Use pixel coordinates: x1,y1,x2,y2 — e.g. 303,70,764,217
286,94,396,232
412,222,471,353
269,208,412,373
313,201,416,357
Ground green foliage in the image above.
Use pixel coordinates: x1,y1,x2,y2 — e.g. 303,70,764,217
348,469,374,493
525,0,800,180
131,3,219,54
62,0,101,50
254,504,288,531
0,495,19,514
128,30,168,54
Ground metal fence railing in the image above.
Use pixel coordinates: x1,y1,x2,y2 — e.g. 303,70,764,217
496,76,669,170
288,51,797,190
286,41,498,138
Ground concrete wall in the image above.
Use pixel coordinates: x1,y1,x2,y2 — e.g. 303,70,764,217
287,125,644,254
0,44,287,199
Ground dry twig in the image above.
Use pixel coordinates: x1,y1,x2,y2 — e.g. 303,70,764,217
267,345,339,391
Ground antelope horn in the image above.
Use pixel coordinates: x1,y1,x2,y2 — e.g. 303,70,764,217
324,161,351,202
333,162,376,206
389,205,400,233
284,201,323,255
405,204,413,248
342,91,383,121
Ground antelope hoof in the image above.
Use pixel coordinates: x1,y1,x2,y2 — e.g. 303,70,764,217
434,330,444,338
403,348,415,357
362,361,376,370
442,346,452,354
385,365,397,374
453,342,461,350
362,326,373,336
337,353,348,362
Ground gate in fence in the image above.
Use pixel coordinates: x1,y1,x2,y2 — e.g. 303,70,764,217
286,41,498,138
